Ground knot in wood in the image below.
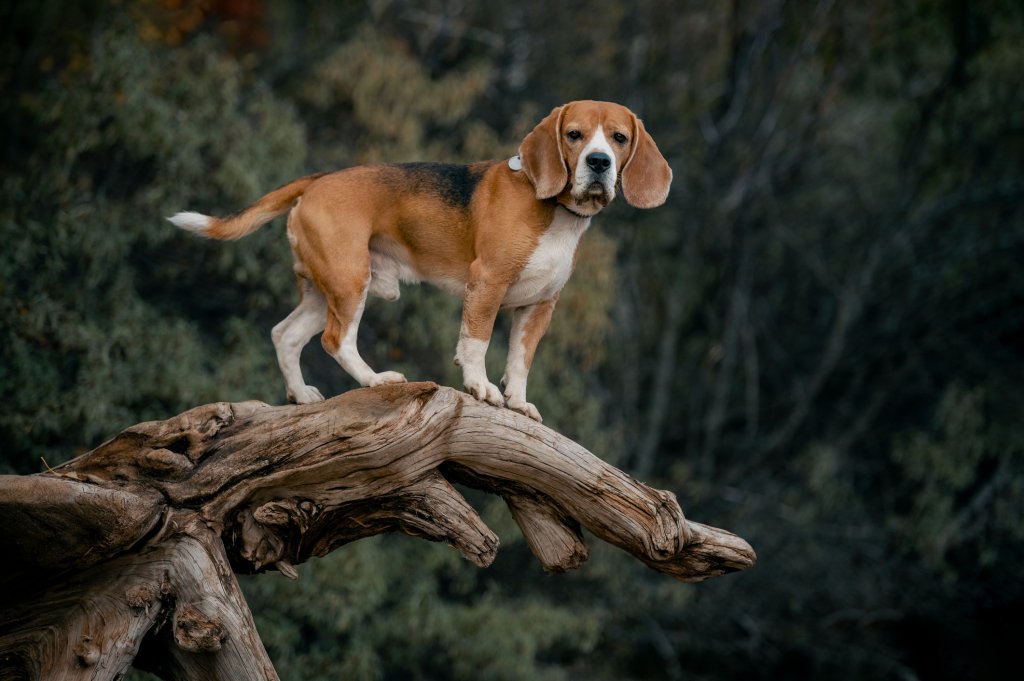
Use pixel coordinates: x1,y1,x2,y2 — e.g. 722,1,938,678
73,637,100,667
174,604,228,653
141,448,194,479
125,584,156,609
252,500,297,526
252,498,318,532
236,508,286,570
194,403,237,439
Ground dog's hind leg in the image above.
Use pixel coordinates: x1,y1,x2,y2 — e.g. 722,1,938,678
272,276,328,404
320,268,406,388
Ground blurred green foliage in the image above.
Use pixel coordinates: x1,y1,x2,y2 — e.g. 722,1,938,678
2,1,1023,679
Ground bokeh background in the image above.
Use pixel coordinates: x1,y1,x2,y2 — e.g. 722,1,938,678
3,1,1023,679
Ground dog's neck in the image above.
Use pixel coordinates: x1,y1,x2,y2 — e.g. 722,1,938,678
558,202,595,219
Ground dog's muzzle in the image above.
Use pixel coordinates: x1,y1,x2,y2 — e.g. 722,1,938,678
575,170,615,202
571,150,617,212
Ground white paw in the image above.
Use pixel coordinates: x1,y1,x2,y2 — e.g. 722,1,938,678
367,371,407,387
465,378,504,406
289,385,325,404
505,396,543,422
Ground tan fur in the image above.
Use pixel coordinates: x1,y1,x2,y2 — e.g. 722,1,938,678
518,297,558,371
621,117,674,209
204,174,325,240
171,100,672,420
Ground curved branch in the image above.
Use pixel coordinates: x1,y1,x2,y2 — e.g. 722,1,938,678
55,382,753,582
0,382,755,679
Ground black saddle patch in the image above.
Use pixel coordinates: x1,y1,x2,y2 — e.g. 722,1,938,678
390,162,493,209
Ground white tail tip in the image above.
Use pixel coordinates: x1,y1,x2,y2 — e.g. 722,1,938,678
167,211,212,236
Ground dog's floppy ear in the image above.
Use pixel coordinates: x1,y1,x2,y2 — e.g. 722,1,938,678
519,105,568,200
621,115,672,209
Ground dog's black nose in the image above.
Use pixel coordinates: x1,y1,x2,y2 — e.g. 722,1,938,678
586,152,612,174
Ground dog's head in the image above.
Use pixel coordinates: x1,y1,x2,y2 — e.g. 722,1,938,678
519,100,672,215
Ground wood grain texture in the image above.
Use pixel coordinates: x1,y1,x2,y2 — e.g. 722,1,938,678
0,383,754,679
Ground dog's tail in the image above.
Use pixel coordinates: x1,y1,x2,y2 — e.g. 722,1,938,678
167,173,325,240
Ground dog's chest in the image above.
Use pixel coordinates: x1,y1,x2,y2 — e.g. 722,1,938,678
503,211,590,307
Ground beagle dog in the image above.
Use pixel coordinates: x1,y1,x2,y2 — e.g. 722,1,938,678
169,100,671,421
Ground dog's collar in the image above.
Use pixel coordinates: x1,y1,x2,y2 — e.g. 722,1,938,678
558,203,593,219
508,156,591,218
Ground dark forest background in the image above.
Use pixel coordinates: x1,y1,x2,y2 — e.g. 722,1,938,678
3,1,1023,679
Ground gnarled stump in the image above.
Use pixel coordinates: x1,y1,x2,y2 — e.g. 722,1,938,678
0,383,755,680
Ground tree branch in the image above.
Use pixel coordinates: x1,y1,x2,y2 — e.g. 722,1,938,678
0,383,754,679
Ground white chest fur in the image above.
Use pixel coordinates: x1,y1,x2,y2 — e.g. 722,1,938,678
503,209,590,308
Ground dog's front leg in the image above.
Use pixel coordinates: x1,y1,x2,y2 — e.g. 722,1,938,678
501,297,557,422
455,267,508,407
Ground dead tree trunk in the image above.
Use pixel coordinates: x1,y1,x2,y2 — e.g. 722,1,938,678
0,382,755,680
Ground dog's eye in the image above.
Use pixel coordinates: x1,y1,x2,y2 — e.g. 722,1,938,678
566,130,583,141
613,132,629,144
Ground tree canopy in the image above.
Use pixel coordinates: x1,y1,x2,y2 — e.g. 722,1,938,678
2,1,1022,679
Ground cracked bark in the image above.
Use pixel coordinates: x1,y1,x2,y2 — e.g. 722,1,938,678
0,382,754,680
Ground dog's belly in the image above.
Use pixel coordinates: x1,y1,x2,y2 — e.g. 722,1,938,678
368,237,464,299
367,210,589,307
503,210,590,308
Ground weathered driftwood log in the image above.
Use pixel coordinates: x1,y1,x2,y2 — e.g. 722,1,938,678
0,382,754,681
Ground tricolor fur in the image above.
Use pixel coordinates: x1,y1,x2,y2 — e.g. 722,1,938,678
169,100,672,421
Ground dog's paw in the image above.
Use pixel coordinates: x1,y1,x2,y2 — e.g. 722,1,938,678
368,371,407,387
506,398,543,422
465,378,504,407
289,385,325,404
